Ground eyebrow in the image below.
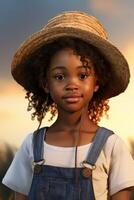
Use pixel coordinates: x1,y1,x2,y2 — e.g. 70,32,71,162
51,65,92,71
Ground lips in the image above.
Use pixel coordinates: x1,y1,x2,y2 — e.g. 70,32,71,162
62,93,82,103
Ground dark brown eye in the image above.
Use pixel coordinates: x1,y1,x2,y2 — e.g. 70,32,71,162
54,74,65,80
79,73,89,80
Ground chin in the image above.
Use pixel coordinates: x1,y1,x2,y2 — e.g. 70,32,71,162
61,104,85,113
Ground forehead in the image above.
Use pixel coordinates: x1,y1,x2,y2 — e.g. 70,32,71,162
50,48,80,65
49,48,93,68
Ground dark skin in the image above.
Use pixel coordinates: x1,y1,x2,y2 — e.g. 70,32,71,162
46,103,97,144
15,48,131,200
43,48,99,146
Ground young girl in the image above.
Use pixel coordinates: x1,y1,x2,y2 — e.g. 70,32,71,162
2,11,134,200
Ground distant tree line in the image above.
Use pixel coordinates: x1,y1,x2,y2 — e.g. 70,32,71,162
0,142,16,200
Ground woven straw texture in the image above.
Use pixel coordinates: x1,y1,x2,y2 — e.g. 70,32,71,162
11,11,130,99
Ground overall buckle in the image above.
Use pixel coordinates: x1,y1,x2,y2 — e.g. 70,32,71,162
81,161,96,178
32,159,45,174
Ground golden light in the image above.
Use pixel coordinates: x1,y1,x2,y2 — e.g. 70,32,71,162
0,43,134,148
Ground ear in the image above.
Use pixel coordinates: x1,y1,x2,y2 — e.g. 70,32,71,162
94,84,99,92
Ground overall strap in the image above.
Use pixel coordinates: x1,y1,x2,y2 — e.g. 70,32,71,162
32,127,46,162
85,127,114,165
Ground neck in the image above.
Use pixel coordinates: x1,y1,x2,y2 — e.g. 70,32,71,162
53,107,90,131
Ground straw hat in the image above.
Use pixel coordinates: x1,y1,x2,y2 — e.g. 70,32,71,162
11,11,130,99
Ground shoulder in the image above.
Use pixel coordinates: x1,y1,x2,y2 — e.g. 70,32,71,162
101,127,129,157
102,128,133,163
2,132,34,195
21,133,33,148
17,132,34,159
103,130,134,195
19,127,47,157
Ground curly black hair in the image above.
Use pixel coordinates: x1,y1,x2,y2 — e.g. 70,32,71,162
23,37,112,125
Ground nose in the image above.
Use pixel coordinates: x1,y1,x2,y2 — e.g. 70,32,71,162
65,76,79,91
65,83,79,91
65,79,79,90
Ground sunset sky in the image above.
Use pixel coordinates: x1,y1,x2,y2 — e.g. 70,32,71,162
0,0,134,148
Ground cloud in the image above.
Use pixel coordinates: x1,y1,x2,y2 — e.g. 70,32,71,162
89,0,133,18
88,0,134,47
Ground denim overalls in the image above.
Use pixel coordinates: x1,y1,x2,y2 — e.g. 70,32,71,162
28,127,113,200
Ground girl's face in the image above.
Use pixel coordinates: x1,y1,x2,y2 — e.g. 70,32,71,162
44,48,99,113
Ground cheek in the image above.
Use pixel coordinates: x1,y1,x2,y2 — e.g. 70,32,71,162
49,81,62,92
84,79,97,91
48,87,58,103
48,81,63,100
84,85,94,97
83,79,98,99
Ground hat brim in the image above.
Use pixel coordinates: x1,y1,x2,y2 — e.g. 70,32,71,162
11,26,130,99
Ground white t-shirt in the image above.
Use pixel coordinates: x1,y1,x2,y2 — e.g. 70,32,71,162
2,127,134,200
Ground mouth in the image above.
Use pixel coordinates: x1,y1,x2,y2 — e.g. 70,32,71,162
62,94,83,103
